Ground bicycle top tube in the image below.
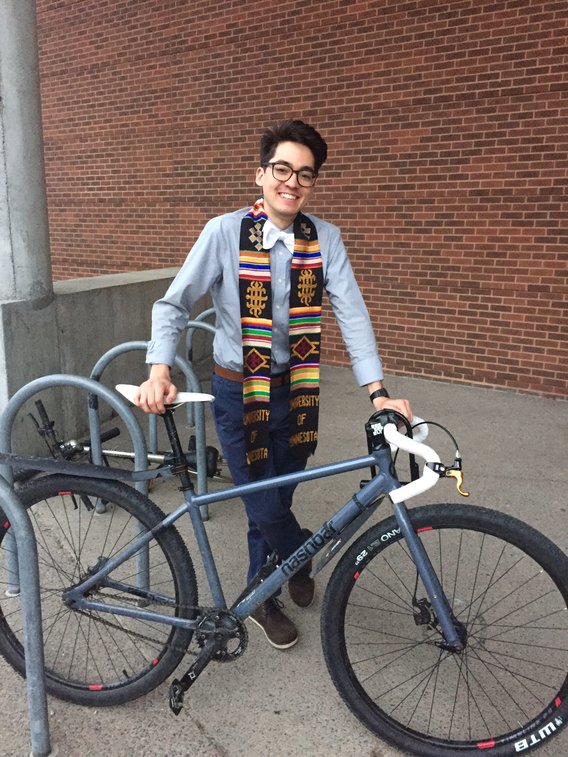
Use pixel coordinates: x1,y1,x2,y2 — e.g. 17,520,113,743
189,452,380,509
113,383,444,506
183,419,443,527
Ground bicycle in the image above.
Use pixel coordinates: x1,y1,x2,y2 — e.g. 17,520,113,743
26,396,225,479
1,384,567,757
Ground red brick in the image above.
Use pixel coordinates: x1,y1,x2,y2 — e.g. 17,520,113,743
35,0,567,398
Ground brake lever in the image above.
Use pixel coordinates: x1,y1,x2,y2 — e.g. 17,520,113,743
445,468,470,497
426,458,470,497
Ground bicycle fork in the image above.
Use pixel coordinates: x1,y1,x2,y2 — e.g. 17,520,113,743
392,501,465,652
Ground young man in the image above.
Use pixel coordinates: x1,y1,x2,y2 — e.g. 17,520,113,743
135,120,412,649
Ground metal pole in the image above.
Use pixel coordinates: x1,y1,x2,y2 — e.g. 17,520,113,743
0,478,51,757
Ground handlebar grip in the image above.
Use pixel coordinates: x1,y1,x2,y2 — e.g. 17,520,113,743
383,422,441,504
79,426,120,449
100,427,121,444
80,427,121,447
384,422,438,461
410,416,429,444
34,399,53,428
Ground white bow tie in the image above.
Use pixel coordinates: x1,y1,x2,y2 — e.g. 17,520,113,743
263,223,295,253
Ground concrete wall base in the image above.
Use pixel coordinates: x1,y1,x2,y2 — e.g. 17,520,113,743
0,268,211,453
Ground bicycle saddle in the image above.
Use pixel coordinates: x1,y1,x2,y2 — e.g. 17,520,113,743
116,384,215,409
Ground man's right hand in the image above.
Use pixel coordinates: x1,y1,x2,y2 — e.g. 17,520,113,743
134,364,178,414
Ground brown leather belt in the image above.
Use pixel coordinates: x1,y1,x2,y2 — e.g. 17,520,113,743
214,363,290,387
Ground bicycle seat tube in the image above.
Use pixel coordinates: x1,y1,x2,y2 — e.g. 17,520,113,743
160,409,227,606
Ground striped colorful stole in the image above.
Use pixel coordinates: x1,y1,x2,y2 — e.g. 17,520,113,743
239,199,323,476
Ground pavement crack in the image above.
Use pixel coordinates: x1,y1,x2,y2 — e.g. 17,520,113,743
191,713,230,756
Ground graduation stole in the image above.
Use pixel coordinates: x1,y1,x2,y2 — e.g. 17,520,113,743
239,198,323,476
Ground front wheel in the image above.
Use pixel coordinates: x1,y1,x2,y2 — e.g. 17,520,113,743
0,475,197,706
321,503,568,756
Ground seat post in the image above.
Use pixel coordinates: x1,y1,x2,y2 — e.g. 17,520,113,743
162,409,193,490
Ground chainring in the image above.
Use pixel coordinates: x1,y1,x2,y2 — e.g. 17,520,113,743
195,608,248,662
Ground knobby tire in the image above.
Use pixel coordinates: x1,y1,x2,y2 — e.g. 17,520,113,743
0,475,197,706
321,503,568,756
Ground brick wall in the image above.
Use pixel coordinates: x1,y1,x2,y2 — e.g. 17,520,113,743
36,0,567,397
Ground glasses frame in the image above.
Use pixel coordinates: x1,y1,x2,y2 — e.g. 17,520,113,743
262,161,318,188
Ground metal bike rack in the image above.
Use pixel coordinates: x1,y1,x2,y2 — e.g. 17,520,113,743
0,375,148,757
89,340,211,519
0,375,149,595
184,309,216,428
0,324,215,755
0,478,52,757
185,306,215,364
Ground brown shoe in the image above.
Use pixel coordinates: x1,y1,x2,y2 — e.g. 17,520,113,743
289,563,315,608
289,528,315,608
249,598,298,649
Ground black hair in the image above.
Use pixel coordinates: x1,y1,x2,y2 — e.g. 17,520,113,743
259,119,328,174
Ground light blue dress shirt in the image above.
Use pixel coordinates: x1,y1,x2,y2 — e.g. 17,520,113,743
146,207,384,387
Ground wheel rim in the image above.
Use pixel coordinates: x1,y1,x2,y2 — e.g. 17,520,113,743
0,482,190,695
340,514,568,751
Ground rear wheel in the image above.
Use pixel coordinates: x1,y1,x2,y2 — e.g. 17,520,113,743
321,503,568,756
0,475,197,706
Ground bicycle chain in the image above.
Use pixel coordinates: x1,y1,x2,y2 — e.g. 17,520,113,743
72,591,242,660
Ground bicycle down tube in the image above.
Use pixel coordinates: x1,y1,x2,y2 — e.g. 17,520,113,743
63,431,461,653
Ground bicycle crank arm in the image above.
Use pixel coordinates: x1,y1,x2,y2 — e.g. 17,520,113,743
169,637,218,715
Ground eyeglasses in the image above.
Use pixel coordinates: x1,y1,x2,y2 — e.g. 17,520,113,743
263,161,318,187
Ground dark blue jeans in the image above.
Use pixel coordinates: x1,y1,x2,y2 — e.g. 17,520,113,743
211,373,307,584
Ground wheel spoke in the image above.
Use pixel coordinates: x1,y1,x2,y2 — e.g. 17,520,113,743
0,476,196,705
323,504,568,755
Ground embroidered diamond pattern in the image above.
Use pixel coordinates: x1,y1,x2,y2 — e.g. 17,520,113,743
291,336,319,360
245,348,269,373
249,223,264,251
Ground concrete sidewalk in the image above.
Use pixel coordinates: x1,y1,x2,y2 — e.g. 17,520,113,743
1,366,567,757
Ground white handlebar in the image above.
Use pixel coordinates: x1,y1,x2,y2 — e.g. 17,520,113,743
383,422,441,503
407,416,429,444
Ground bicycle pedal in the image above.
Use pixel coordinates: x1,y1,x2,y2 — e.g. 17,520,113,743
168,636,218,714
169,679,185,715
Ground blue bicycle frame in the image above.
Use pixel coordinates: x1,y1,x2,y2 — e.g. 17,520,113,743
62,442,463,652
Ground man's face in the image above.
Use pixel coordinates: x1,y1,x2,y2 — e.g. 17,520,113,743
255,141,316,228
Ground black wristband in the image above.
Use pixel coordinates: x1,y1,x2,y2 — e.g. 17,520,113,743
369,387,390,402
